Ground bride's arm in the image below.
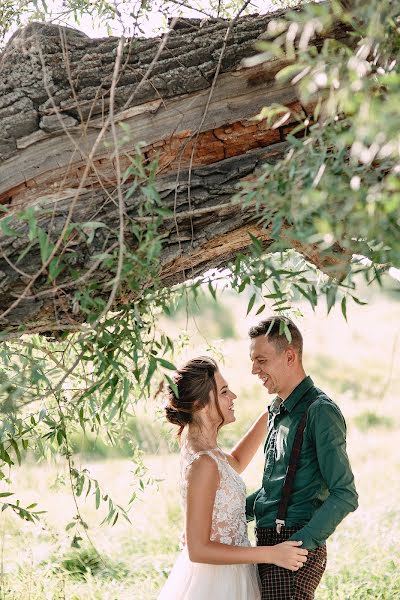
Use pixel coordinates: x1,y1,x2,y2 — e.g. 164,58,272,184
225,410,269,473
186,455,307,568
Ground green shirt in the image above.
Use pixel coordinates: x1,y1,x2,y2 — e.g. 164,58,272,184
246,376,358,550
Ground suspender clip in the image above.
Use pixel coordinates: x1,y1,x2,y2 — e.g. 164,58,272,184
276,519,285,534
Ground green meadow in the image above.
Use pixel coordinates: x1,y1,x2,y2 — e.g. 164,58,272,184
1,284,399,599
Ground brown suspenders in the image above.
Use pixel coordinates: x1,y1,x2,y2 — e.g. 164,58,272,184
275,399,316,533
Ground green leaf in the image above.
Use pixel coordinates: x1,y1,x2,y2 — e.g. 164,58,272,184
0,216,19,237
0,492,13,498
95,485,101,510
145,357,157,387
10,439,21,466
272,215,283,239
248,232,263,254
85,478,92,498
0,446,14,467
165,374,179,398
326,285,337,314
293,284,316,308
76,476,84,497
283,323,292,343
208,281,217,300
81,221,107,245
71,535,83,548
22,207,38,241
101,390,115,410
123,377,130,401
341,296,348,322
37,227,54,264
48,258,63,281
56,429,64,446
256,304,266,315
157,357,176,370
351,295,368,306
78,407,85,431
246,292,256,316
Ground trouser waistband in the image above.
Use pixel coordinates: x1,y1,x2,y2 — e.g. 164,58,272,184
255,526,301,545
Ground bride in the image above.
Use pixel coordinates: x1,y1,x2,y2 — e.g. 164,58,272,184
158,356,308,599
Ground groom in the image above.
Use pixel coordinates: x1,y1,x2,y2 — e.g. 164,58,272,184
246,317,358,600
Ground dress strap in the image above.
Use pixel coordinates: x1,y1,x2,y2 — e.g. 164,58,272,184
186,449,222,469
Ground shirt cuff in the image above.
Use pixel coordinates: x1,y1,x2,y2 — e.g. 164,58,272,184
287,528,319,551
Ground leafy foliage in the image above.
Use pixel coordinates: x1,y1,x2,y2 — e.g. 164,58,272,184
57,546,129,581
237,0,400,273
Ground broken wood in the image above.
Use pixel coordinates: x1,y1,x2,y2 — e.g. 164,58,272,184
0,9,351,334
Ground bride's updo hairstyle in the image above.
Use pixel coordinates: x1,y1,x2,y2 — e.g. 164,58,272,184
165,356,224,438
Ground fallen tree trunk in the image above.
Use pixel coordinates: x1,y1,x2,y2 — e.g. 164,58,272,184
0,9,350,335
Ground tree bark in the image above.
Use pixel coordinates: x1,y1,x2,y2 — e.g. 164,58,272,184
0,9,351,335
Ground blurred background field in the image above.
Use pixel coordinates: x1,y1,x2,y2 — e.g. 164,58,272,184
1,278,399,600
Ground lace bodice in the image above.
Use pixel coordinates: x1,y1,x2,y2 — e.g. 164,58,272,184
180,447,250,547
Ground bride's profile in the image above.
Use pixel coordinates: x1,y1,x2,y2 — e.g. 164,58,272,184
158,356,308,599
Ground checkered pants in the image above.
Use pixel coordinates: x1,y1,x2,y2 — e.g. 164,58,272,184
255,527,327,600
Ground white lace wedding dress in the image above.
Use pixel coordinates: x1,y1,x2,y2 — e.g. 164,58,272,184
158,447,261,599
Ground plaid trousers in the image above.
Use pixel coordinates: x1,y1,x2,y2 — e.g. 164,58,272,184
256,527,327,600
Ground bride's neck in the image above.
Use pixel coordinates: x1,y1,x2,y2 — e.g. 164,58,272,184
186,424,218,450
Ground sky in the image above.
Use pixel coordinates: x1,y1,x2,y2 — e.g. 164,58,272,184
4,0,276,43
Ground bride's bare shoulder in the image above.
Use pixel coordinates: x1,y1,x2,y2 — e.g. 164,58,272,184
186,453,219,485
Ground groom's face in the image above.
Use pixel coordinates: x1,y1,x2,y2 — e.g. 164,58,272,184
249,335,288,396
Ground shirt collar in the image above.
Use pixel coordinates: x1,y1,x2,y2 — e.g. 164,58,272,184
281,375,314,413
269,396,282,415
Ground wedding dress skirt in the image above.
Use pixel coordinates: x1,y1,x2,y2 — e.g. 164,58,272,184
158,547,261,600
158,447,261,600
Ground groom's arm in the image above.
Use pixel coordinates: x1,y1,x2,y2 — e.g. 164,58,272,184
288,401,358,550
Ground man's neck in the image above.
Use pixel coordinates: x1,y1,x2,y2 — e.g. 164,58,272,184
279,371,307,401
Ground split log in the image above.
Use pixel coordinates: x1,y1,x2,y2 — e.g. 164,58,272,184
0,9,351,335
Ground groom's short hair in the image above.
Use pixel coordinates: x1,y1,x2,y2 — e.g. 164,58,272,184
249,316,303,358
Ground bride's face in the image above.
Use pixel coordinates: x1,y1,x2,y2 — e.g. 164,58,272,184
208,370,237,427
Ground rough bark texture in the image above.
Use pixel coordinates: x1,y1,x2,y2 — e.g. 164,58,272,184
0,9,351,335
